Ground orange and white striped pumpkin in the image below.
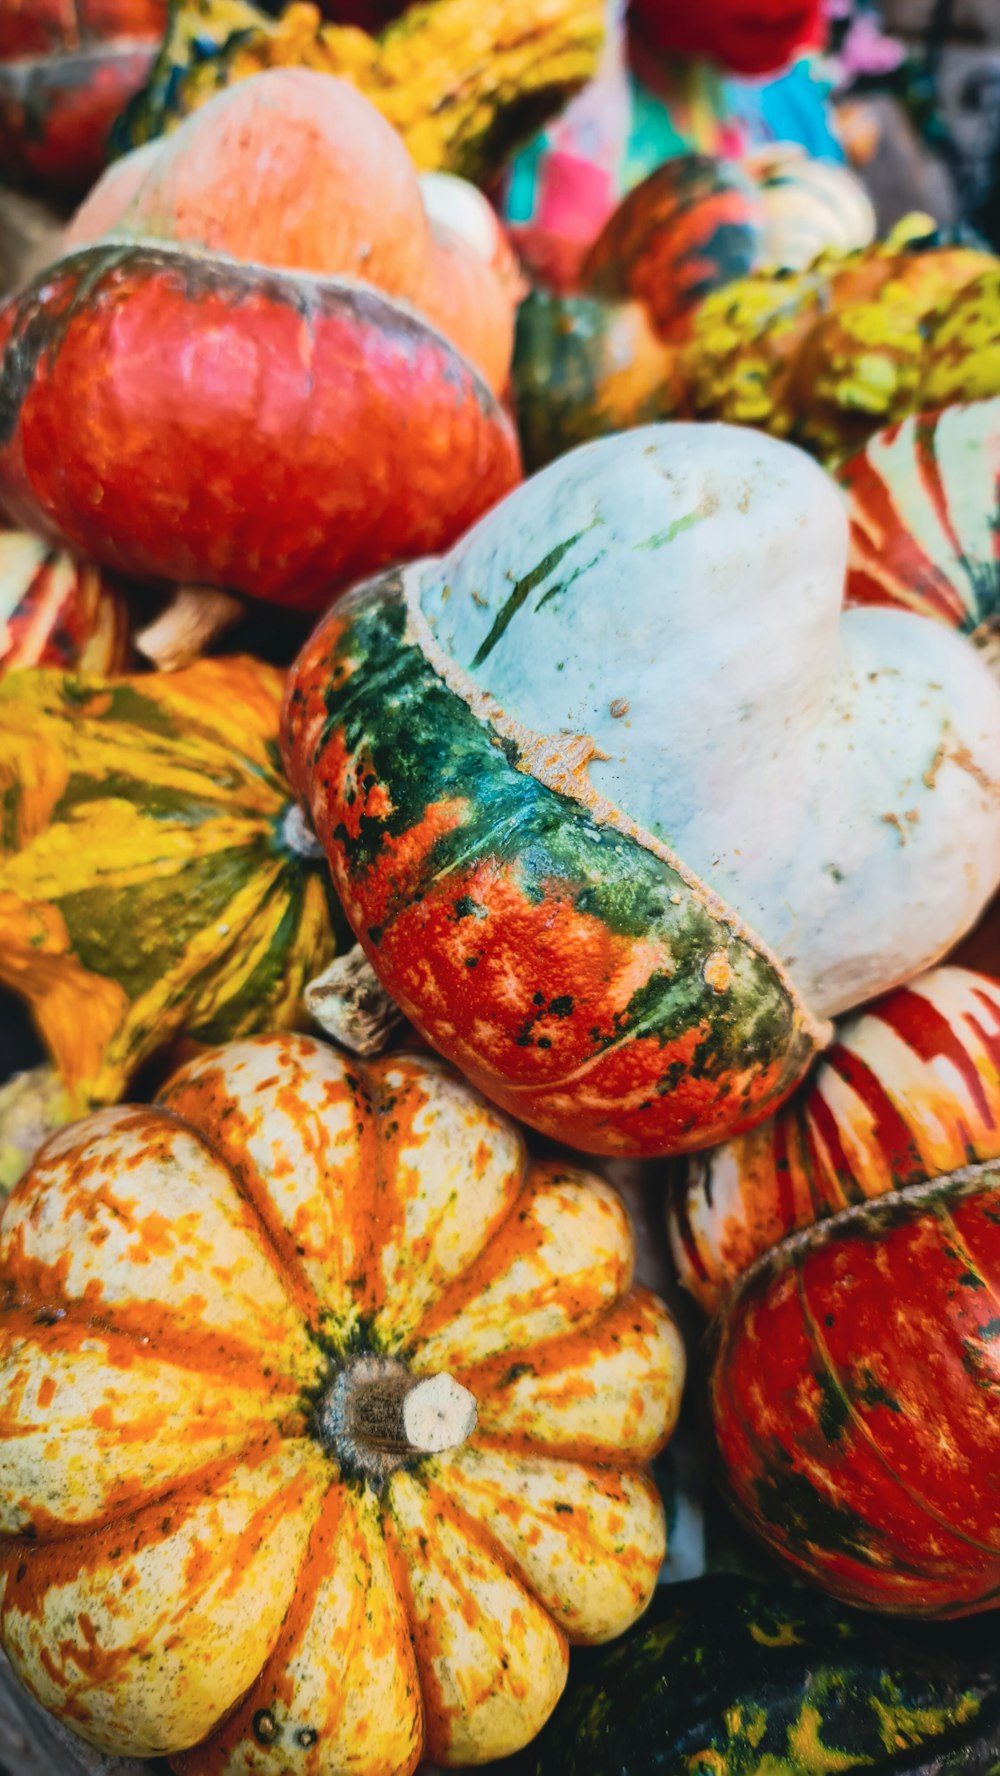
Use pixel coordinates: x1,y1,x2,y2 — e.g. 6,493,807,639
0,1035,683,1770
669,966,1000,1313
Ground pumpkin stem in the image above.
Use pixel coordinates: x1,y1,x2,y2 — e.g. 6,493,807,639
305,945,405,1056
350,1370,477,1456
315,1353,477,1479
134,584,245,672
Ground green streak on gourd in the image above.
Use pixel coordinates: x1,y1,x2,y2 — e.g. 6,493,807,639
322,581,804,1081
470,527,594,667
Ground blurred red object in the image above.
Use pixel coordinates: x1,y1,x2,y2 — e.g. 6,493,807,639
629,0,825,77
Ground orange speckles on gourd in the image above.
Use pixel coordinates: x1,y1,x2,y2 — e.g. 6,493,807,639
0,1037,679,1767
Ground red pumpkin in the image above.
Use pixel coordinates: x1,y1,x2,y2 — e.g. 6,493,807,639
0,70,521,611
709,1161,1000,1617
0,0,166,201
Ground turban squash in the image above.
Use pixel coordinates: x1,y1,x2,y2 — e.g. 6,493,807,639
670,965,1000,1313
0,1035,683,1766
708,1159,1000,1616
511,1575,1000,1776
282,422,1000,1157
0,657,342,1115
0,0,166,201
0,69,521,611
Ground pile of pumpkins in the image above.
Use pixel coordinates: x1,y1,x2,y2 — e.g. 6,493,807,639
0,6,1000,1774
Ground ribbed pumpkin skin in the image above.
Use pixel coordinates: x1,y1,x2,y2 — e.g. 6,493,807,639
582,156,764,343
0,0,165,199
0,244,520,610
709,1164,1000,1617
0,658,343,1113
281,571,821,1160
111,0,604,180
670,967,1000,1314
0,530,129,674
840,398,1000,639
0,1036,682,1767
510,1575,1000,1776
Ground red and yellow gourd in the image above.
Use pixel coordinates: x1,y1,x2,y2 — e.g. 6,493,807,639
282,422,1000,1157
708,1159,1000,1616
0,658,342,1114
839,396,1000,649
0,68,521,611
0,1034,683,1766
0,529,129,675
0,0,167,201
670,965,1000,1313
111,0,605,178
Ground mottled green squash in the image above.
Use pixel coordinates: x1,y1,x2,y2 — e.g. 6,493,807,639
0,657,347,1114
508,1575,1000,1776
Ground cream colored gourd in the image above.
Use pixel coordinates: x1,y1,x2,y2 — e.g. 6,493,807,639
418,424,1000,1018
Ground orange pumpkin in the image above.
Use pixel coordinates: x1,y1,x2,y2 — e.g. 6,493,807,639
65,67,520,396
0,1035,683,1769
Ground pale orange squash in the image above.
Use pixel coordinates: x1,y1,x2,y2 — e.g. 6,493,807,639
0,1035,683,1770
64,67,519,396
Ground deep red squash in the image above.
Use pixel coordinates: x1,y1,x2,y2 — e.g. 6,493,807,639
709,1162,1000,1617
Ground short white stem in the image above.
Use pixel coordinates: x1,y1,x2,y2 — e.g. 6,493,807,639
135,584,245,672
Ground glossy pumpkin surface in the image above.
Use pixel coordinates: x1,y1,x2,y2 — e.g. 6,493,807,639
840,397,1000,642
0,1036,683,1766
112,0,604,183
283,423,1000,1156
0,530,129,675
581,154,764,342
709,1162,1000,1616
0,240,520,610
509,1574,1000,1776
749,146,876,272
671,966,1000,1314
0,658,343,1113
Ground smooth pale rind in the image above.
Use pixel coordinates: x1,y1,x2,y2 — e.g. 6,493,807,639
416,424,1000,1018
0,1441,326,1756
385,1470,568,1764
178,1484,423,1776
366,1053,527,1346
411,1164,634,1373
428,1445,665,1643
0,1323,296,1533
465,1287,685,1463
2,1108,316,1382
158,1034,379,1336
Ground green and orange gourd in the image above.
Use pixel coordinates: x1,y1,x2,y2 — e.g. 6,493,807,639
282,421,1000,1158
0,656,344,1116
